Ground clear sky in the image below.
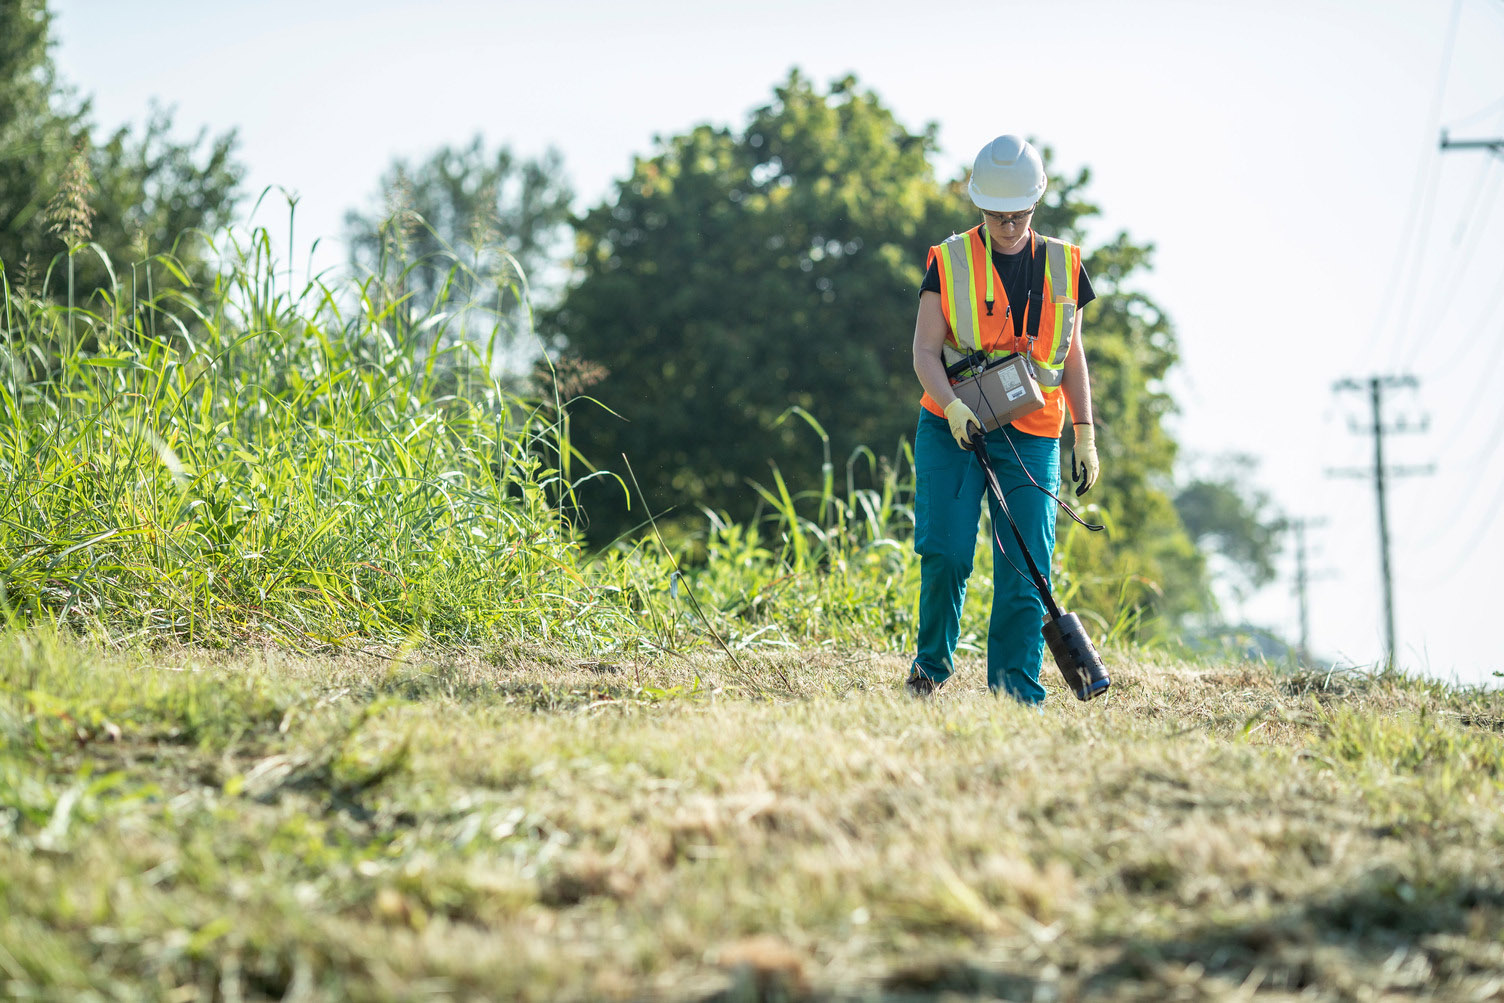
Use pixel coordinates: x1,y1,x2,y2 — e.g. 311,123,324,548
50,0,1504,686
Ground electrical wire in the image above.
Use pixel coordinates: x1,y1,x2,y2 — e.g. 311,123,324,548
1384,125,1504,528
1359,0,1464,369
1407,262,1504,466
1411,456,1504,587
1389,237,1504,531
1380,162,1450,368
1399,375,1504,536
1387,4,1504,586
1392,368,1504,573
1394,113,1504,373
1447,93,1504,131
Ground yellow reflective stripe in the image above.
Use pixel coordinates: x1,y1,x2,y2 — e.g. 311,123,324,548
1033,238,1061,370
1052,303,1075,365
955,236,983,351
1043,239,1078,366
1036,368,1064,388
1047,239,1071,303
1062,244,1082,363
936,243,963,349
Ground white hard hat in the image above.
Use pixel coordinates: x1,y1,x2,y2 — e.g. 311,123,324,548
967,135,1047,212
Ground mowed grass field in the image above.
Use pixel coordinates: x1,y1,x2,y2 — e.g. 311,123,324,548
3,632,1501,1002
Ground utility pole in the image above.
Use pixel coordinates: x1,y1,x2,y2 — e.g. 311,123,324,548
1328,376,1432,668
1291,517,1328,665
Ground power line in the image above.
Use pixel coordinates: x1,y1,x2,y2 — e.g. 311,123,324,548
1368,156,1447,369
1395,314,1504,571
1383,78,1504,536
1392,110,1504,532
1394,153,1504,373
1361,0,1465,369
1326,375,1433,667
1392,385,1504,569
1404,267,1504,468
1385,104,1504,377
1414,459,1504,588
1447,94,1504,131
1447,139,1504,245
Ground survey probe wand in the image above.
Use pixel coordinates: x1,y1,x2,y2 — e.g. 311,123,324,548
965,430,1111,701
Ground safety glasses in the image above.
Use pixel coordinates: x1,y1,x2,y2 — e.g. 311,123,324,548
982,207,1035,227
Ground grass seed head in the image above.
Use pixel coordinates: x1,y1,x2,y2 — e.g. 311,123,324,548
44,143,97,252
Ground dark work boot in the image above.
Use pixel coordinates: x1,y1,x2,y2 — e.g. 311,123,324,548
905,672,937,698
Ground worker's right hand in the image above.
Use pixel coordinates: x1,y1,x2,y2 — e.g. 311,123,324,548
943,398,983,450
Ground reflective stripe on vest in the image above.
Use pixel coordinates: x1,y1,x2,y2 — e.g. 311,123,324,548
930,226,1080,392
936,233,984,352
1044,239,1076,368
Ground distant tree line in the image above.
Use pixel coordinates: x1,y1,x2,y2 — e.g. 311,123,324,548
2,0,1282,628
0,0,241,306
539,71,1258,624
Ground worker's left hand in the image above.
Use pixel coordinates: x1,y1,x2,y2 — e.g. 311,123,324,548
1071,422,1099,497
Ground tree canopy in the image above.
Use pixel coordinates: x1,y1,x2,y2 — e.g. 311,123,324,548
550,69,1214,624
1174,455,1288,604
548,72,954,524
343,137,573,368
0,0,242,302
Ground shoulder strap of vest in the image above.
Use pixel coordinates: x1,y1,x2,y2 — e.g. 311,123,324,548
1025,234,1049,345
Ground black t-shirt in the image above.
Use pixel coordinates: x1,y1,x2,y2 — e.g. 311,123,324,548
920,232,1096,342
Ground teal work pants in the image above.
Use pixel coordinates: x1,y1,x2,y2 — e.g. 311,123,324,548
911,409,1060,702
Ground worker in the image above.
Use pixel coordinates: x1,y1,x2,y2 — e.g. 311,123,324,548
907,135,1099,703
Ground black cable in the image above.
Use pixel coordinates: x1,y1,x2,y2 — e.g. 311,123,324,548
970,439,1062,620
967,361,1104,531
1000,422,1104,531
958,364,1105,596
980,480,1039,591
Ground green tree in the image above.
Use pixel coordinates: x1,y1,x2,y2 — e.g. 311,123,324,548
552,69,1209,625
343,137,573,365
0,0,82,280
1174,455,1288,605
548,71,955,534
0,1,242,306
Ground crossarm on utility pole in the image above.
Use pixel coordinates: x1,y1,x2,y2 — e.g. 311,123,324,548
1439,131,1504,156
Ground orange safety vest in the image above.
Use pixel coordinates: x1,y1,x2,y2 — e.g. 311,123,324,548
919,225,1083,439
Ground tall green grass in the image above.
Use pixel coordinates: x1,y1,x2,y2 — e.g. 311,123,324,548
0,207,613,649
1,203,1147,659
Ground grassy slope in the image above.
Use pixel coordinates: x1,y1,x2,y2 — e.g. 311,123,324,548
2,633,1502,1002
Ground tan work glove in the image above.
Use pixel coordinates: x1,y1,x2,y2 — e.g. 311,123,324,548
943,398,983,450
1071,422,1099,496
